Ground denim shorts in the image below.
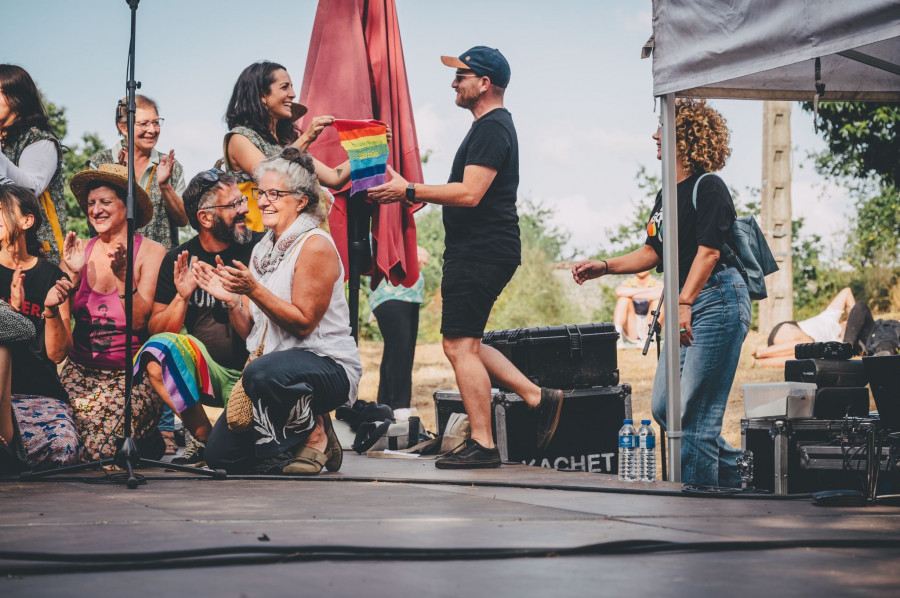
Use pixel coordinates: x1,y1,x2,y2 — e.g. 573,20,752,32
440,259,518,338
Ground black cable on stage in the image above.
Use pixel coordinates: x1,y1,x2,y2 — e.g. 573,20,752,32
7,471,816,499
1,538,898,576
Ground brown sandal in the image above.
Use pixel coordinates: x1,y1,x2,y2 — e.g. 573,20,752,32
320,412,343,472
161,430,177,455
282,446,327,475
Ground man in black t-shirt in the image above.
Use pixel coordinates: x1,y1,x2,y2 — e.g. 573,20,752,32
139,169,262,466
369,46,564,469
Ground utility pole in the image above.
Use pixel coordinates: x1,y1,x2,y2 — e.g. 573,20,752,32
759,101,794,332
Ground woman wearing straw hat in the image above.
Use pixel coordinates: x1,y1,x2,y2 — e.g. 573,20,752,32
89,94,188,250
62,164,167,460
223,61,353,231
0,65,67,264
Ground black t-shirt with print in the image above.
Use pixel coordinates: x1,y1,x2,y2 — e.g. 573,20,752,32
0,260,68,400
154,234,263,371
443,108,520,264
644,173,735,287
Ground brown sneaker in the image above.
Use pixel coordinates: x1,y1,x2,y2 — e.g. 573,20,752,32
534,388,564,450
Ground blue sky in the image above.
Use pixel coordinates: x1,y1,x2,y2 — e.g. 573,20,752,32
4,0,846,257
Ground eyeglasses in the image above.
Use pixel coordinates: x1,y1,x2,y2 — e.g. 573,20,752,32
135,118,164,130
251,188,297,202
201,197,247,211
454,72,479,83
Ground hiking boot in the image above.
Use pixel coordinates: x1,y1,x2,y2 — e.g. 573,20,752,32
434,438,501,469
170,438,206,467
534,388,564,450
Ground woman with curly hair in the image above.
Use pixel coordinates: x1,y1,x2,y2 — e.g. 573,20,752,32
572,99,748,487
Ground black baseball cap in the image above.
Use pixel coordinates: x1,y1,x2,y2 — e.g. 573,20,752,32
441,46,510,88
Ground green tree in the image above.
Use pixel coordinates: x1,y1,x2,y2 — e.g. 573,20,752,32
801,102,899,188
44,96,104,237
413,200,581,340
800,102,900,268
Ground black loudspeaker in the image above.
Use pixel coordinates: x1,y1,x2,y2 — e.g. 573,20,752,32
783,359,868,387
863,355,900,430
482,323,619,389
813,387,871,419
434,385,632,474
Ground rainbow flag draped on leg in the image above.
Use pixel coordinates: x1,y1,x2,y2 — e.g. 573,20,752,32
332,119,389,195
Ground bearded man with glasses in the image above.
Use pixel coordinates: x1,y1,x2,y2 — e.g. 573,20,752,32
134,169,263,467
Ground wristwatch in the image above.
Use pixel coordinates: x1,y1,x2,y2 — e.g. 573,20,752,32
405,182,416,202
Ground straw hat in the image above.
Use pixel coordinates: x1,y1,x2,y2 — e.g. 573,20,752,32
69,164,153,229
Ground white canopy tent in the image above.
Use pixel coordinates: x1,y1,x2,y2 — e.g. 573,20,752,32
649,0,900,482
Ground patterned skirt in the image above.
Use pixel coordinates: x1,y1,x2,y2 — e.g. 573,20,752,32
11,395,82,470
62,360,162,461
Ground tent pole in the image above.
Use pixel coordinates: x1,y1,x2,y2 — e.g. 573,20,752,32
660,93,682,483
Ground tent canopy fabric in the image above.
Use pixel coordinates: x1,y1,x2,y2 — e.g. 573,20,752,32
649,0,899,482
652,0,900,100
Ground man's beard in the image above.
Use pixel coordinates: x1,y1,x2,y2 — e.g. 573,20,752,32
455,87,482,110
211,214,252,245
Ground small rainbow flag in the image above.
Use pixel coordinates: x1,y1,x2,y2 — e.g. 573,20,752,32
332,119,390,196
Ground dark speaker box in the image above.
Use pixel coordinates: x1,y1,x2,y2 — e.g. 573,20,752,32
434,385,632,474
482,323,619,389
783,359,867,387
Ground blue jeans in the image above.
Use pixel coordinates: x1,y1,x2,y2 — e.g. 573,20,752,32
651,267,750,487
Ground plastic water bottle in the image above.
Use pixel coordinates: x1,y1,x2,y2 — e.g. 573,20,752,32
638,420,656,482
617,419,637,482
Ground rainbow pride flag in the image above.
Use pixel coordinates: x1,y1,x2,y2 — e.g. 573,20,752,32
332,119,389,195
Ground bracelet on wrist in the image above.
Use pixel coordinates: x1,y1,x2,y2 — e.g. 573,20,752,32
41,307,59,319
602,260,609,275
679,302,693,306
118,287,139,299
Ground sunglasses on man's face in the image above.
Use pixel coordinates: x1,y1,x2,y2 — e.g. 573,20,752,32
454,72,480,83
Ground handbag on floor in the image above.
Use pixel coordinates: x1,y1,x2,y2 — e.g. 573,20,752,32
226,323,267,433
352,416,430,453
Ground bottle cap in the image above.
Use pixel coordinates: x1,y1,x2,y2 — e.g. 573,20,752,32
641,419,651,424
623,419,633,424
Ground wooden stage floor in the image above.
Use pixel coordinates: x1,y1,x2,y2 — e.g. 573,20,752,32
2,454,899,597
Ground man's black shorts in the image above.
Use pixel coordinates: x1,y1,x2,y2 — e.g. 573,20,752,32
440,259,518,338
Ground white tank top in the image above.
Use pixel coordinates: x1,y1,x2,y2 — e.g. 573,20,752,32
246,229,362,402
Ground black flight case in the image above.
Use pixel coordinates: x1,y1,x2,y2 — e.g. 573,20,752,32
434,385,631,474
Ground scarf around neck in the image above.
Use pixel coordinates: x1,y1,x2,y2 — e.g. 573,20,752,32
251,211,321,284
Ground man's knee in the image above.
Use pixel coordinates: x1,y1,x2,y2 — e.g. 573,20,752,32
442,336,479,364
144,358,163,383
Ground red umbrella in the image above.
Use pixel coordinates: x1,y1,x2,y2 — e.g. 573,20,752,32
298,0,423,291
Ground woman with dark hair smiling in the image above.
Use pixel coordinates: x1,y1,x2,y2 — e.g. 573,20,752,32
0,65,66,264
0,182,80,471
223,61,352,231
573,99,749,488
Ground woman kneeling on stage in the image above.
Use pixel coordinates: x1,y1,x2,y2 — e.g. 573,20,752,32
198,147,361,475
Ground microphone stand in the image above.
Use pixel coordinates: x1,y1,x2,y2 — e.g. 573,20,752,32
22,0,224,488
642,288,667,481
